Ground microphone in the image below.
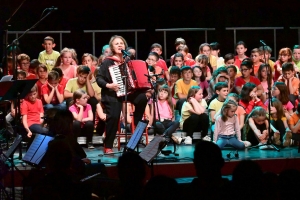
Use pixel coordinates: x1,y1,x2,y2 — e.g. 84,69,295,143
260,40,267,46
121,49,130,57
46,6,58,11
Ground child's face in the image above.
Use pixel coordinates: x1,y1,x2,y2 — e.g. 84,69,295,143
182,70,193,81
241,66,251,78
293,49,300,61
37,67,48,79
17,74,26,80
283,70,294,79
77,94,88,106
251,52,261,63
174,57,183,67
260,67,267,78
146,55,157,67
169,73,179,83
103,48,112,56
27,91,37,102
128,49,136,57
200,46,210,56
253,116,266,125
61,52,73,65
227,106,237,118
211,50,219,57
48,79,59,88
158,90,168,100
20,60,30,72
43,40,55,53
217,88,229,100
227,68,236,78
151,47,162,56
225,59,235,66
261,52,271,62
77,73,88,85
250,87,258,97
194,89,203,101
193,67,202,78
218,72,228,82
279,53,291,63
271,86,280,97
82,56,93,68
236,45,247,55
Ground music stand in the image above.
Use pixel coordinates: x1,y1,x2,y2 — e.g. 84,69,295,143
124,120,148,152
0,79,38,159
22,134,54,166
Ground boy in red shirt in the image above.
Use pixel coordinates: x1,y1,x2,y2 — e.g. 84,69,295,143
21,85,48,138
41,71,66,111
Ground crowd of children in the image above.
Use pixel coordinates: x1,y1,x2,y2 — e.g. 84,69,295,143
2,35,300,151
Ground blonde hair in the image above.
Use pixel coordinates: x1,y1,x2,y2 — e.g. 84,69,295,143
220,99,237,122
243,107,266,140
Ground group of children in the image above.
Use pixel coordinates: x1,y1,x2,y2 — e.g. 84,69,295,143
3,35,300,152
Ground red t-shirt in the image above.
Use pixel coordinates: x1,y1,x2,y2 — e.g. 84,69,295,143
234,55,248,68
234,76,261,88
156,59,168,71
184,58,196,67
36,79,48,98
20,99,43,127
26,73,37,80
41,84,64,104
59,77,68,90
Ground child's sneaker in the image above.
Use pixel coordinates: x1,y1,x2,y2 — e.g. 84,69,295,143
258,143,268,150
184,136,192,145
243,141,251,148
283,131,292,147
202,135,211,142
171,135,182,144
273,133,281,145
88,142,95,149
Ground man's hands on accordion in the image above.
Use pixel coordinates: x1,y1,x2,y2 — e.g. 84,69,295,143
106,83,120,92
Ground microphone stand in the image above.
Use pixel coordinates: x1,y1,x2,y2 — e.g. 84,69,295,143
7,8,56,80
122,53,130,152
2,0,27,76
247,40,280,151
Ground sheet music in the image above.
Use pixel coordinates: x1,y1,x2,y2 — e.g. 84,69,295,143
0,75,13,82
139,135,164,163
126,121,148,150
23,134,54,165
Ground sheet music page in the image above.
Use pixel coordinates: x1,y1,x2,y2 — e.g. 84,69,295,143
0,75,13,82
139,135,164,163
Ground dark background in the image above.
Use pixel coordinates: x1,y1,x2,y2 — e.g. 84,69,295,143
1,0,300,63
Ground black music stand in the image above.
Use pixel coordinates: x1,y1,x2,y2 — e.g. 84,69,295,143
0,79,38,159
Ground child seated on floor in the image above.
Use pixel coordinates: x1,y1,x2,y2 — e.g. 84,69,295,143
243,107,270,149
21,84,48,139
213,99,249,149
69,89,94,149
180,86,209,144
286,103,300,147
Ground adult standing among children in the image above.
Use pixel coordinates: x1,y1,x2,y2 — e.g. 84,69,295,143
96,35,148,154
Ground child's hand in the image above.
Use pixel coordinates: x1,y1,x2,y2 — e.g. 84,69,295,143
99,113,106,121
250,92,257,100
76,104,84,109
262,130,268,139
27,131,33,138
48,82,54,90
188,97,196,103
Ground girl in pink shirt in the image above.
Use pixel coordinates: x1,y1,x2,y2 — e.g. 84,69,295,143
69,89,94,149
58,48,77,80
154,85,180,144
214,99,247,149
257,63,273,99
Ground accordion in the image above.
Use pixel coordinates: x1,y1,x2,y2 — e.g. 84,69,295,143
109,60,152,97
